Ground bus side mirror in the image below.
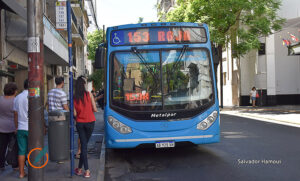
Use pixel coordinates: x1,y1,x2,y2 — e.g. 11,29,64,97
95,45,106,69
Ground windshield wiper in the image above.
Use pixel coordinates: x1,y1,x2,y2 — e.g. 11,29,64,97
131,47,159,81
172,45,188,70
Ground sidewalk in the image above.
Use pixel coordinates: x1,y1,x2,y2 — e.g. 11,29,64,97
221,105,300,127
0,110,105,181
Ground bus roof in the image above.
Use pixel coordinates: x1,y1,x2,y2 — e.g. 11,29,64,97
107,22,206,30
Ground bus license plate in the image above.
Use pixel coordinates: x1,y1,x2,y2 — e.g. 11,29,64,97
155,141,175,148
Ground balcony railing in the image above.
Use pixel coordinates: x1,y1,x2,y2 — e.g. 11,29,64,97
43,15,67,48
78,26,84,41
71,9,78,28
71,0,83,11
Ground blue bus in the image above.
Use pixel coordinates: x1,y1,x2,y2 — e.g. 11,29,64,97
95,22,220,148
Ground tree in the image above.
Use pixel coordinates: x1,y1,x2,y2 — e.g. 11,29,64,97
165,0,284,57
138,17,144,23
87,29,105,90
163,0,285,106
88,68,105,90
87,29,104,60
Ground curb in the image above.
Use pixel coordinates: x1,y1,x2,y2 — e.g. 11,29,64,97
221,111,300,128
97,136,106,181
221,107,300,114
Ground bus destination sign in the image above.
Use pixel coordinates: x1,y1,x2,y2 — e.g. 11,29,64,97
111,27,207,46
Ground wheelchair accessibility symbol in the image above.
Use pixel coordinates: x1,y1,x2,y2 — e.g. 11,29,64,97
113,33,121,44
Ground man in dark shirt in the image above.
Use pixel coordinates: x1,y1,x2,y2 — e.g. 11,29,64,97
95,89,104,110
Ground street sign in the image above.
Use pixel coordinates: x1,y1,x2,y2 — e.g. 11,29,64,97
56,1,67,30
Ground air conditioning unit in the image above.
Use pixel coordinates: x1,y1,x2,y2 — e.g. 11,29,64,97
62,66,68,74
51,65,57,76
57,66,62,75
85,68,89,75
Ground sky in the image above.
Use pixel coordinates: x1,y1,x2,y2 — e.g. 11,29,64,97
96,0,158,28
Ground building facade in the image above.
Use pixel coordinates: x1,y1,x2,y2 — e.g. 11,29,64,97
0,0,90,100
233,0,300,106
85,0,100,92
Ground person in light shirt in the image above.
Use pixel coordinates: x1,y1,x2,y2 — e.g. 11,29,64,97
13,79,28,178
249,87,257,107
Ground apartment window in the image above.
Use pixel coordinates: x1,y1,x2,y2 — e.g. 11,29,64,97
258,43,265,55
72,43,76,67
223,72,227,85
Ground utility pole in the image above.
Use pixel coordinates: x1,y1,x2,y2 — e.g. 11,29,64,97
27,0,44,180
67,0,75,177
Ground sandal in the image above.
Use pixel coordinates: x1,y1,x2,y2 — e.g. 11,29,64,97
19,173,27,178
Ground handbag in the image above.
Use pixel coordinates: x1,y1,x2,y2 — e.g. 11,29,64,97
256,92,259,98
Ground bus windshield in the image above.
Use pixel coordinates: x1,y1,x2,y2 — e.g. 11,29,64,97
111,48,214,112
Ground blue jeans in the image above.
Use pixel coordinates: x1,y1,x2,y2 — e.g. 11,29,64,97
76,121,95,170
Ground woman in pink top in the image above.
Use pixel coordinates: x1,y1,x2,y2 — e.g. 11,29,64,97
73,76,97,178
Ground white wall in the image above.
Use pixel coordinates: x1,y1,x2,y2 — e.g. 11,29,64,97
86,59,93,92
223,43,234,106
242,0,300,97
241,50,257,95
274,29,300,95
266,34,277,96
278,0,300,20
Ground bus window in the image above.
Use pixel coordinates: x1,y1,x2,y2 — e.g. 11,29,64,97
162,49,213,110
111,51,162,110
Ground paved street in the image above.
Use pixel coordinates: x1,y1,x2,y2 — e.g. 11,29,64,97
105,113,300,181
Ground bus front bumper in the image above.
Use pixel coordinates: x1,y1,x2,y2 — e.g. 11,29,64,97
105,130,220,148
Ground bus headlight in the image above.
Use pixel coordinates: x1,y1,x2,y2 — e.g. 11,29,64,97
108,116,132,134
197,111,218,130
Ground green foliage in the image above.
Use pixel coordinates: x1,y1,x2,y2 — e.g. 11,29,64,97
88,69,104,90
165,0,285,57
87,29,104,61
87,29,105,90
165,63,189,92
138,17,144,23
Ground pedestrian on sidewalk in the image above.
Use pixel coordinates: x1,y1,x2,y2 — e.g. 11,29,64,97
95,89,104,110
73,76,98,178
13,79,28,178
47,76,69,112
47,76,72,162
0,82,18,170
250,87,257,107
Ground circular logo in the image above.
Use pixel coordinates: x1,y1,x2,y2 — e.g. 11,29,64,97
27,147,49,169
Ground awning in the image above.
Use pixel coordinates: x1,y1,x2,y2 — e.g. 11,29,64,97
0,0,14,13
5,11,68,66
288,43,300,55
1,0,26,20
0,70,14,77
